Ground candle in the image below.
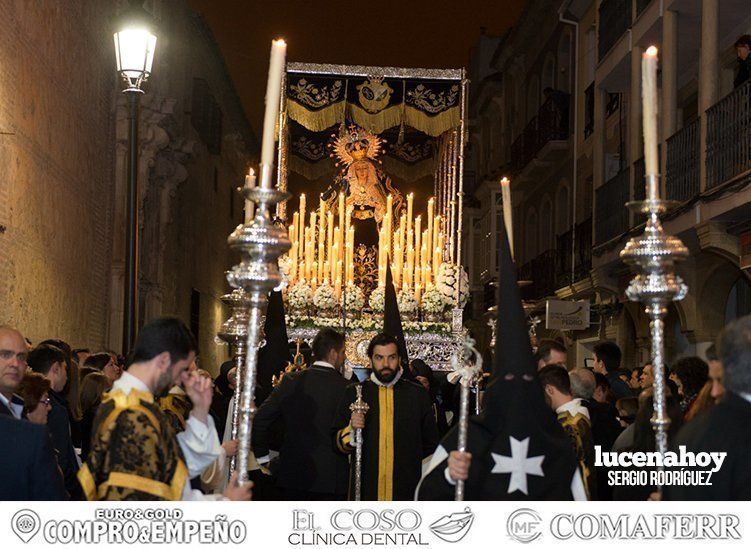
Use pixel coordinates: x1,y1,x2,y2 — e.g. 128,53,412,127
260,39,287,174
335,260,342,299
399,214,406,258
326,212,334,253
406,193,414,236
290,242,298,281
386,195,394,231
433,246,441,279
298,194,306,258
414,216,422,264
426,197,434,263
433,216,441,259
414,282,422,302
407,244,414,287
642,45,660,199
394,241,402,287
500,177,514,259
243,168,256,224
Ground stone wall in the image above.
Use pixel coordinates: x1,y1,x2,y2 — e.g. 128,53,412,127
0,0,256,373
0,0,119,347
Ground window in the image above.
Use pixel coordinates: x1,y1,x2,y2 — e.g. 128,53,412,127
558,29,573,93
191,78,223,155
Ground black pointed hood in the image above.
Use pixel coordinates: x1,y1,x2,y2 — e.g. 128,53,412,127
417,221,582,501
383,260,410,375
256,289,292,404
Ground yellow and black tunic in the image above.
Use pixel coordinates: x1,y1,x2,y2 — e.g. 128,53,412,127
77,389,188,501
557,409,597,500
159,390,192,433
334,378,438,501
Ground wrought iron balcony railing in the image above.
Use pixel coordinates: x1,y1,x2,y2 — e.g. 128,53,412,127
595,167,630,244
706,81,751,188
509,93,571,172
555,218,593,288
666,118,700,202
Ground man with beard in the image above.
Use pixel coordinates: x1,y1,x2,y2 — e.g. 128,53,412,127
334,333,438,501
78,318,251,501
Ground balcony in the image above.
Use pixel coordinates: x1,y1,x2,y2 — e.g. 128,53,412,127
595,167,630,244
510,93,571,174
555,218,594,288
521,249,558,301
598,0,633,61
666,118,700,202
706,81,751,189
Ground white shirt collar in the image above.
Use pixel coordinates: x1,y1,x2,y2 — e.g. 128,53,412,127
0,392,24,419
370,367,403,388
312,360,335,369
556,397,590,420
113,370,152,396
741,393,751,405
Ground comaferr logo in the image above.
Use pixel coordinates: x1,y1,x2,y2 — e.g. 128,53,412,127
550,513,741,540
507,508,543,543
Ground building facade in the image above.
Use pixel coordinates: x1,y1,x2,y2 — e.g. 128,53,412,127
0,0,256,372
466,0,751,369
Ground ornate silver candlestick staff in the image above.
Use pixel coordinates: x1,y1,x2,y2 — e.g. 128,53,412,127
620,47,688,494
620,185,687,485
349,384,369,501
227,183,290,484
216,285,251,476
451,336,482,501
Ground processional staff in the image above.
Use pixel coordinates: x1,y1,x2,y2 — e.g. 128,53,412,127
227,39,290,485
452,337,482,501
349,384,369,501
620,46,688,495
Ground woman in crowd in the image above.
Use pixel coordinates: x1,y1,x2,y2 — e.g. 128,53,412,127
670,356,709,420
18,372,53,425
78,372,111,461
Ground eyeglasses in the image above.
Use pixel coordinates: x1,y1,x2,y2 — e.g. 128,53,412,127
40,398,51,407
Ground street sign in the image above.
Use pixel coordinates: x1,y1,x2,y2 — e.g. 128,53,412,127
545,299,590,330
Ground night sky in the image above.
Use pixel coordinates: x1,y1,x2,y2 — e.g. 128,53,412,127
187,0,526,136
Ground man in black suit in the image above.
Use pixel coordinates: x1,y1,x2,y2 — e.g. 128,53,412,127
667,315,751,500
27,344,81,498
0,414,67,499
252,328,352,500
0,326,28,419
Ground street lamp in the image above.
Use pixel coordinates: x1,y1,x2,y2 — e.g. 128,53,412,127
113,1,157,354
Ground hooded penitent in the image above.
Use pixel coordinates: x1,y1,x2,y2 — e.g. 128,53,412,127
416,221,585,500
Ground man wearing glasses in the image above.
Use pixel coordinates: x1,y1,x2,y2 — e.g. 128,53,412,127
0,326,28,419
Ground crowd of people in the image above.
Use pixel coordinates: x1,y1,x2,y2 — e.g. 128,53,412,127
1,307,749,501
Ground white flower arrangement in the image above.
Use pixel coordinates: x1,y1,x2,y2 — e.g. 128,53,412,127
435,262,470,308
341,283,365,311
287,282,312,311
421,286,447,314
397,290,419,314
278,254,293,278
368,286,386,312
313,283,337,311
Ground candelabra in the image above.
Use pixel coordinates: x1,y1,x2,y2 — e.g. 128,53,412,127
227,181,290,484
216,284,252,476
620,174,688,491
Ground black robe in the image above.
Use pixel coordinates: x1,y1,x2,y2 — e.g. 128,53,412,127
334,377,438,501
665,392,751,500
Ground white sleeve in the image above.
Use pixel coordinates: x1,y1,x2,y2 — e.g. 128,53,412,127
177,413,222,478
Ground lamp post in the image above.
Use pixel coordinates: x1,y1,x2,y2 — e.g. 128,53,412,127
113,1,157,354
